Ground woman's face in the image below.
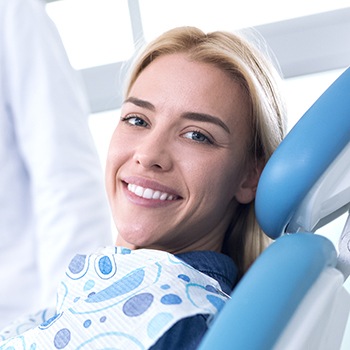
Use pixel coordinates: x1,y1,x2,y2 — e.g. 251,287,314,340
106,53,260,254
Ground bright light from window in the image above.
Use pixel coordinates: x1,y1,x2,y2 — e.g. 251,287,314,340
283,68,346,130
46,0,135,69
46,0,350,69
139,0,350,41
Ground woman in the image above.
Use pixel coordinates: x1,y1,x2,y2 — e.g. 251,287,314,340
0,26,286,349
108,26,286,279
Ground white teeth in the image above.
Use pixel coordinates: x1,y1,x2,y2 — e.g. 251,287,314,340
135,186,144,197
143,188,153,199
160,193,168,201
152,191,161,200
127,183,177,201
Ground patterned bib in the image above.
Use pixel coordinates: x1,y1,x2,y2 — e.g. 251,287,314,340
0,247,229,349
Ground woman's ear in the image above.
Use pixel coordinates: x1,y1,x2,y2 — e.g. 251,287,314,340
235,158,265,204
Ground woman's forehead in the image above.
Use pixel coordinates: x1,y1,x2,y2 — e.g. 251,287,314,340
128,53,250,125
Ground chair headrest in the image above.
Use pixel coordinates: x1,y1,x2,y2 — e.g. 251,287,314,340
256,67,350,239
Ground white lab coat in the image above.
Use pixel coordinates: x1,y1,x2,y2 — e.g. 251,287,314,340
0,0,113,327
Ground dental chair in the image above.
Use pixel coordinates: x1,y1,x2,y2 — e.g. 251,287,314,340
199,66,350,350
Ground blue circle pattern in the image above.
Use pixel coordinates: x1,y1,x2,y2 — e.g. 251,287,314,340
123,293,154,317
83,320,91,328
54,328,71,349
67,254,88,280
160,294,182,305
68,255,86,274
0,248,229,349
178,274,191,282
98,256,112,275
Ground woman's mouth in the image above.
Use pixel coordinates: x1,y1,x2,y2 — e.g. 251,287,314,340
127,183,179,201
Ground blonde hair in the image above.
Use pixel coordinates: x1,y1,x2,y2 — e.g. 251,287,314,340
125,26,286,279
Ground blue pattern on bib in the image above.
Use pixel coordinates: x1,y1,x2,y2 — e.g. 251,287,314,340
0,247,229,349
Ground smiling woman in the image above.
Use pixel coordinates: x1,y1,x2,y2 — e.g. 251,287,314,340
0,26,286,349
114,27,286,277
107,52,256,257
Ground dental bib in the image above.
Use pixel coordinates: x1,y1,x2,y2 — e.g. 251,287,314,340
0,247,229,349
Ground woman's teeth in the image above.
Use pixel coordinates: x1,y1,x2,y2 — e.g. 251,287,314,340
127,184,177,200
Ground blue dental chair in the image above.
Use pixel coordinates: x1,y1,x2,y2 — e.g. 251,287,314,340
199,66,350,350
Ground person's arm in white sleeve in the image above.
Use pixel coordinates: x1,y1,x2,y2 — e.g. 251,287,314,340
4,0,113,307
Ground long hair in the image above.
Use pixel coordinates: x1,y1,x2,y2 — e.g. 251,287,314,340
124,26,287,279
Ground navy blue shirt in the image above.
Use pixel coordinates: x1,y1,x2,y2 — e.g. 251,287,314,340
150,251,238,350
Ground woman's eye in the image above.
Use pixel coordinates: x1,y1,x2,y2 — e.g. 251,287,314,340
121,115,148,128
183,131,212,144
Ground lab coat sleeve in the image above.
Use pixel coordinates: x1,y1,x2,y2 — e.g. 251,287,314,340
2,0,113,307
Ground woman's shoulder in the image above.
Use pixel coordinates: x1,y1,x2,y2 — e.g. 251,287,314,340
176,250,238,294
150,314,209,350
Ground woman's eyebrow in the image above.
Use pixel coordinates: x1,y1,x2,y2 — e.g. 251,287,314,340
182,112,231,134
124,97,230,134
124,97,155,111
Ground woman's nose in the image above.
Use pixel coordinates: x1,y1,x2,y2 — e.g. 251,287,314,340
133,133,173,171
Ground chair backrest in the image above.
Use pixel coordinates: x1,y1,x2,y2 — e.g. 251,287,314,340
198,66,350,350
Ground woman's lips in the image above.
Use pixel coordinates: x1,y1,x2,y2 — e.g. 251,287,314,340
127,183,179,201
121,176,182,205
